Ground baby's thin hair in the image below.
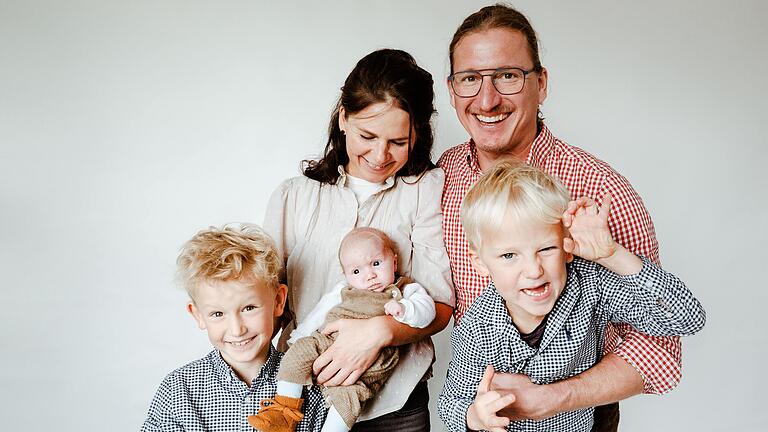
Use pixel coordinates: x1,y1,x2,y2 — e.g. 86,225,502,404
338,227,396,269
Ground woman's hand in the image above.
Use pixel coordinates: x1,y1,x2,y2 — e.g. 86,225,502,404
312,316,390,387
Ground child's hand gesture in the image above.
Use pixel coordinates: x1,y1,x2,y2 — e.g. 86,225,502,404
466,365,516,432
561,194,617,262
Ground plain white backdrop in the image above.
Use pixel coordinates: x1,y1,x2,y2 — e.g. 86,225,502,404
1,0,766,430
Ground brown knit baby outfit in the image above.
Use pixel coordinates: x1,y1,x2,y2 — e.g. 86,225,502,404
277,277,410,429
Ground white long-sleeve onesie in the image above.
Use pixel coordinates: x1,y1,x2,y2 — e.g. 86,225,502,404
288,280,436,345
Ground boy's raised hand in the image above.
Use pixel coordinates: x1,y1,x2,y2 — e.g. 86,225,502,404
466,365,516,432
562,194,617,262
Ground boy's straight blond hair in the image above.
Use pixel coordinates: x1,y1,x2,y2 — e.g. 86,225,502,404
461,160,571,250
176,224,282,298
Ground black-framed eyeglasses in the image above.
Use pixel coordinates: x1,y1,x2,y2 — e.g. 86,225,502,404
448,67,536,97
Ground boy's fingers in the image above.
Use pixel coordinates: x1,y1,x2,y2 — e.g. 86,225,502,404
488,392,517,413
477,364,495,394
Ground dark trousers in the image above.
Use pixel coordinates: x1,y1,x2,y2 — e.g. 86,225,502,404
592,402,620,432
351,381,430,432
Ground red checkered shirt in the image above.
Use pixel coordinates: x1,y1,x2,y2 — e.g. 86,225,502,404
437,124,682,394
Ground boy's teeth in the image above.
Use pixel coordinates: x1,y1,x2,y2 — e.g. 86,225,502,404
522,284,549,297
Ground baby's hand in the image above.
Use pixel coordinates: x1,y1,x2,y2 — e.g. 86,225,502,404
562,194,617,262
466,365,516,432
384,299,404,318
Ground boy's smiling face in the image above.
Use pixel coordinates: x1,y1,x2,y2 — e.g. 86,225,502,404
470,213,572,333
188,278,286,382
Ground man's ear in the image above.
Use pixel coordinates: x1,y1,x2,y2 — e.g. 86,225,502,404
187,301,206,330
537,67,549,104
447,78,458,109
468,248,491,277
273,284,288,318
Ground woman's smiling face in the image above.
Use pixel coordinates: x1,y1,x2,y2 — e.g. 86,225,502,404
340,101,413,183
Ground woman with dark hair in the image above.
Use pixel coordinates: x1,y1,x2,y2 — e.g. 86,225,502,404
263,49,454,431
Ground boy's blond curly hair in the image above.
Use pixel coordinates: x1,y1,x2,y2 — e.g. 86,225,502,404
176,224,282,297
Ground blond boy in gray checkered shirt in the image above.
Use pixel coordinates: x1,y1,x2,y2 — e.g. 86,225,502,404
141,224,326,432
438,162,705,432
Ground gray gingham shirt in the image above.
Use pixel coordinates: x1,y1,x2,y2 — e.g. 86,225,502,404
141,345,327,432
438,257,705,432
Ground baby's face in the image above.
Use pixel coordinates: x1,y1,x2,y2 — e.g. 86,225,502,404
340,238,397,292
470,214,572,333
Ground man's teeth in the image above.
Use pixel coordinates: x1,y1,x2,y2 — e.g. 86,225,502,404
475,113,508,123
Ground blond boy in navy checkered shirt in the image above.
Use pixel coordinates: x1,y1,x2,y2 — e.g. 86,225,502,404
141,224,326,432
437,162,706,432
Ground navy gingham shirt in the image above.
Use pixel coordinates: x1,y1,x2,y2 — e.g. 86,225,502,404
141,345,327,432
438,257,705,432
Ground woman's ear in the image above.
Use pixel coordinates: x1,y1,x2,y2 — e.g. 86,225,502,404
338,106,347,134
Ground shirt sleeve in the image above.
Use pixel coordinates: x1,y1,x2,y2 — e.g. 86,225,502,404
438,319,485,432
600,258,706,337
140,374,185,432
395,282,436,328
410,168,455,307
263,178,298,282
599,173,683,394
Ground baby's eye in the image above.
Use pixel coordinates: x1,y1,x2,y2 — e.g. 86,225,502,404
373,260,380,266
210,311,223,318
353,269,360,274
501,252,516,260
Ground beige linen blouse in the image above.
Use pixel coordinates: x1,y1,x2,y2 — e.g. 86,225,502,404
263,167,455,420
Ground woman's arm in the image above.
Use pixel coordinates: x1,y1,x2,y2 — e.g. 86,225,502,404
312,302,452,386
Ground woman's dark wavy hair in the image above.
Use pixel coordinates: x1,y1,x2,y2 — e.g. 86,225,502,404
303,49,436,185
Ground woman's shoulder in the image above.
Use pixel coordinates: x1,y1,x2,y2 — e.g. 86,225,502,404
273,174,325,197
397,167,445,191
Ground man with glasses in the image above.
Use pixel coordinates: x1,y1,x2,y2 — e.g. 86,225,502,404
438,5,681,432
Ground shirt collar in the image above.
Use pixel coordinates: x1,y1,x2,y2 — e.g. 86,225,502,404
211,344,282,386
464,123,555,172
483,283,519,332
336,165,396,191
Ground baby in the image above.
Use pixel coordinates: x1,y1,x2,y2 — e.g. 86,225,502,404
249,227,436,432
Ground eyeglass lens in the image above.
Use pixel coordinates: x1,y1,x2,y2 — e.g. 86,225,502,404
451,68,526,97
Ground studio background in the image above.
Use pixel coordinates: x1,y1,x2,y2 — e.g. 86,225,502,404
1,1,765,430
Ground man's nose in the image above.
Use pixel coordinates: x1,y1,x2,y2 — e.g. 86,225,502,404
476,75,503,111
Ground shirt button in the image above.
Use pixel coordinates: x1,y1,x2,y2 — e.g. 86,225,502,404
645,280,654,288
